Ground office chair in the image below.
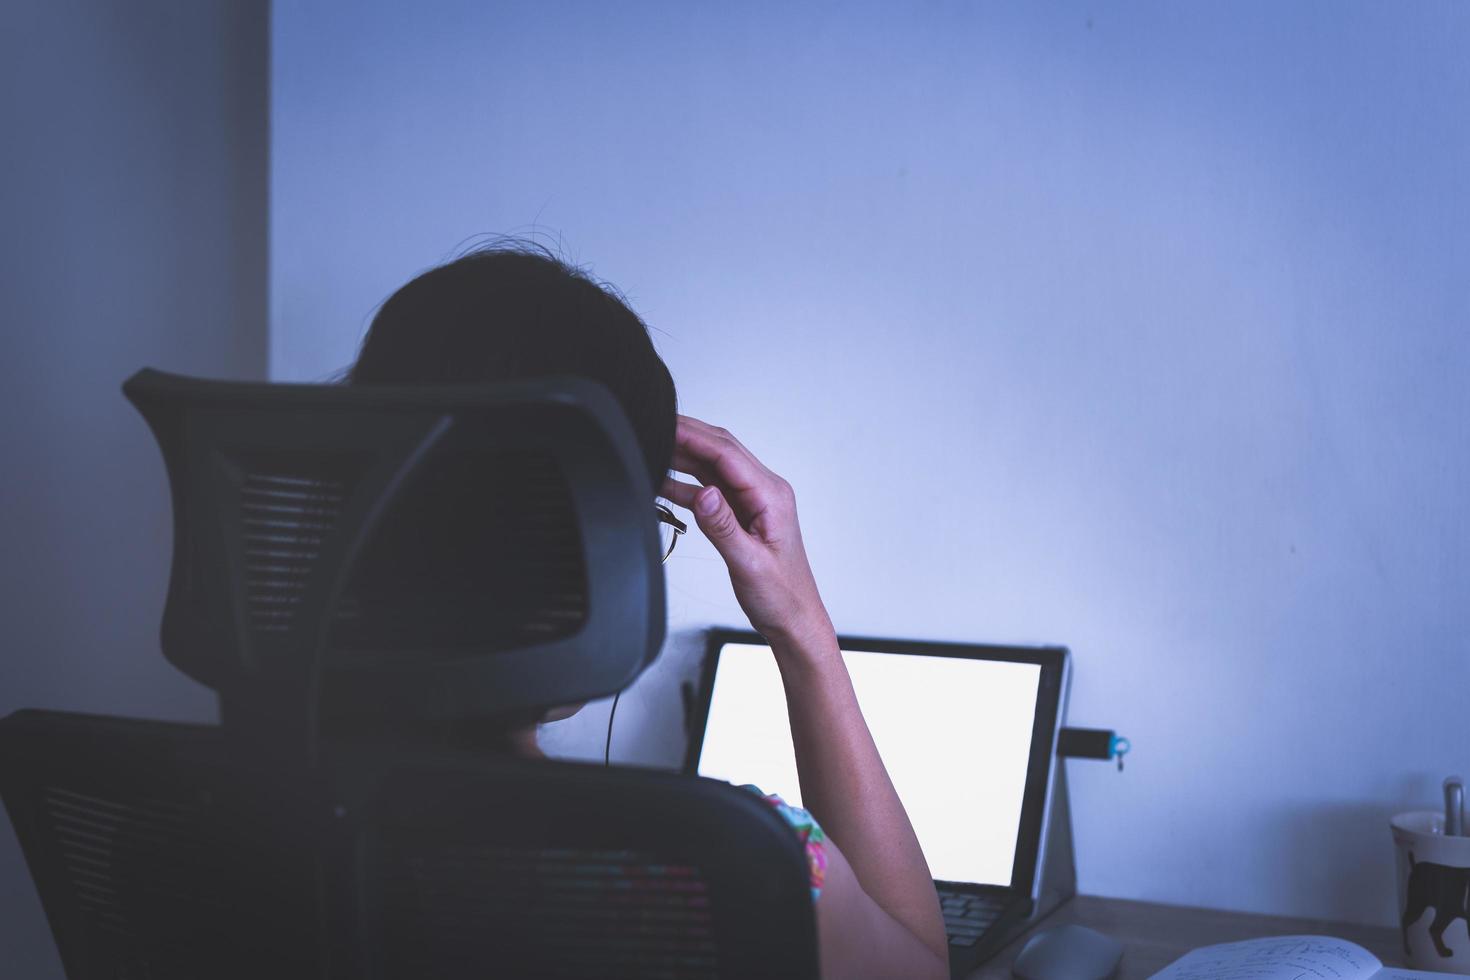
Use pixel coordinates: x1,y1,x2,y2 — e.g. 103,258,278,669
0,369,820,979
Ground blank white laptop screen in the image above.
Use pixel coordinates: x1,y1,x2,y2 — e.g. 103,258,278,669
695,643,1042,886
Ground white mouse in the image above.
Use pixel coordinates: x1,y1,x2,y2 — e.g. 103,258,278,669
1011,923,1123,980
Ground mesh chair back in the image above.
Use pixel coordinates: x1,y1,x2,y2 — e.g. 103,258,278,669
2,370,819,979
122,368,666,745
362,756,819,979
1,710,820,980
0,710,326,979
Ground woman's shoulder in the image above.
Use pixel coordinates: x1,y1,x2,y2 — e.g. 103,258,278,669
736,783,824,837
736,784,827,900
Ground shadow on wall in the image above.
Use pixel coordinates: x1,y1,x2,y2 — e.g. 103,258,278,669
535,624,711,768
1266,795,1423,928
627,626,712,770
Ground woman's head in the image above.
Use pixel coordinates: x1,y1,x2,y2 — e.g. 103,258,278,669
350,244,676,486
343,244,676,740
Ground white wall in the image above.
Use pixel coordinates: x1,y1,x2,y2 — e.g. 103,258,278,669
271,2,1470,925
0,2,269,975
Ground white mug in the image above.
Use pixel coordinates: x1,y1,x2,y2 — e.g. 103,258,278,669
1392,810,1470,973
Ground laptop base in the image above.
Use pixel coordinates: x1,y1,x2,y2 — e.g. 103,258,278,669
946,764,1077,977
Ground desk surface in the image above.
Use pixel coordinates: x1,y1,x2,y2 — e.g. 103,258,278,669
967,895,1401,979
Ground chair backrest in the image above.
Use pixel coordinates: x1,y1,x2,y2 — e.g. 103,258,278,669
0,709,820,980
360,745,818,978
3,369,820,978
0,710,324,979
122,368,666,753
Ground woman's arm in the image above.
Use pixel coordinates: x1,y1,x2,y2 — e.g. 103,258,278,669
818,831,948,979
770,624,949,964
662,416,949,966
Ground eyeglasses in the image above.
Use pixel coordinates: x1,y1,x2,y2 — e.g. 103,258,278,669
655,503,686,563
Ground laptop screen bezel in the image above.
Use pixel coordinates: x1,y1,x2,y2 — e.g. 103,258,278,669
683,628,1068,900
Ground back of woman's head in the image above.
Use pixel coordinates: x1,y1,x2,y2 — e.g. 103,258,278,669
350,245,676,485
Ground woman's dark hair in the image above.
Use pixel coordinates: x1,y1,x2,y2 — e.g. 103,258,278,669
349,245,676,486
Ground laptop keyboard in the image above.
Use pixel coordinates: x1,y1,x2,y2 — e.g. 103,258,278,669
938,888,1007,948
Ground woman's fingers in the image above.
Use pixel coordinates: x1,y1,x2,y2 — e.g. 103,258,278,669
662,416,831,645
660,477,702,510
673,418,771,492
672,416,787,526
696,418,780,484
668,448,718,487
663,474,762,562
686,484,762,566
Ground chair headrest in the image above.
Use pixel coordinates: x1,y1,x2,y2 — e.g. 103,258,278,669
124,368,666,731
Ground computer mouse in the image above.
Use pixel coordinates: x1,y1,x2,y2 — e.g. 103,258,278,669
1011,923,1122,980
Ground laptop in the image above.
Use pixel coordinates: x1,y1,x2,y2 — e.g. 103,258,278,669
684,629,1072,977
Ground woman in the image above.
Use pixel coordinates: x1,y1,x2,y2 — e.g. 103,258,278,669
349,245,948,979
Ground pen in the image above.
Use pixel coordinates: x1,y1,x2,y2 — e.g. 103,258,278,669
1445,776,1464,837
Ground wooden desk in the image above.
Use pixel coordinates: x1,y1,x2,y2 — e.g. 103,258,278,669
967,895,1401,979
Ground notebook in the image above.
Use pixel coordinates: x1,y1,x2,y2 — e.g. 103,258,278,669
1153,935,1453,979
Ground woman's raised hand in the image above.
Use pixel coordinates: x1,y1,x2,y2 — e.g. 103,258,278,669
665,417,949,974
661,415,834,649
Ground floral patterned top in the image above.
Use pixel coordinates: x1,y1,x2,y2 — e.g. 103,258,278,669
739,784,828,901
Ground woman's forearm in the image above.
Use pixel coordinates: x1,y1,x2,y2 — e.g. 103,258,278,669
660,416,947,959
769,620,948,960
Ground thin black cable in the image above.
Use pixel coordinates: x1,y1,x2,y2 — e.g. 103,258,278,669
604,690,622,766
